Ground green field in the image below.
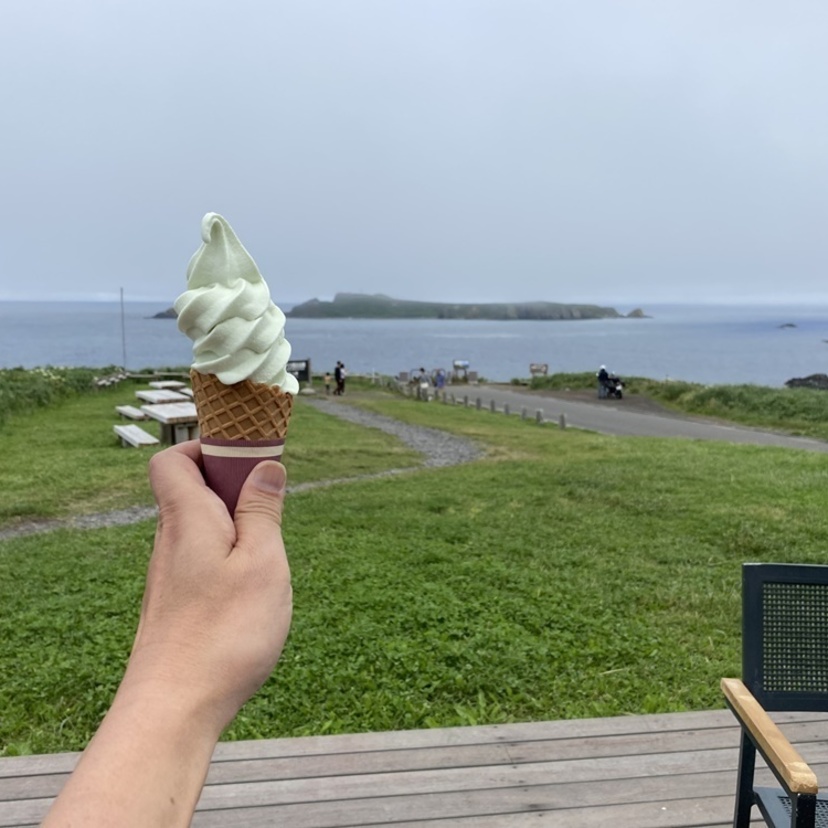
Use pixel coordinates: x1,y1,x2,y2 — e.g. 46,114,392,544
2,370,827,755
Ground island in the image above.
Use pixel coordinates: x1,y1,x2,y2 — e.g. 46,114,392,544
287,293,641,320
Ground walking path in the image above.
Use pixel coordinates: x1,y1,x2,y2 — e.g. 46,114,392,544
302,398,482,468
471,384,828,453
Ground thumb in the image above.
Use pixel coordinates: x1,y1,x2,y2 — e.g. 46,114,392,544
234,461,287,545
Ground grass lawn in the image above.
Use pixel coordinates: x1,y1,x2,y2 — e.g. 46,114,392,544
0,383,421,529
2,386,828,754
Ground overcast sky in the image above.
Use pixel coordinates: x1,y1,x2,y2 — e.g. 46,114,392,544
1,0,826,307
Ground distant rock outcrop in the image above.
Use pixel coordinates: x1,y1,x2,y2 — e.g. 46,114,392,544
153,307,177,319
778,322,797,329
785,373,828,390
288,293,632,321
626,308,650,318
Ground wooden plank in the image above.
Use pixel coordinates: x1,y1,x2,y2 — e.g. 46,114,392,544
722,678,818,793
197,720,828,787
188,748,802,810
113,424,159,447
374,814,765,828
135,389,189,404
0,766,777,828
114,404,147,420
187,776,766,827
208,710,828,763
148,380,186,389
0,753,79,780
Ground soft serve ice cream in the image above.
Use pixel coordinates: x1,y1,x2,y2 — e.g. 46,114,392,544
175,213,298,394
176,213,296,516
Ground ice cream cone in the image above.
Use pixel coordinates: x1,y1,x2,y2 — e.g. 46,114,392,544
175,212,299,516
190,368,293,515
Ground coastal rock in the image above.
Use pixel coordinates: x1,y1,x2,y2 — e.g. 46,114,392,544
288,293,628,321
778,322,797,329
153,306,177,319
785,373,828,390
626,308,650,318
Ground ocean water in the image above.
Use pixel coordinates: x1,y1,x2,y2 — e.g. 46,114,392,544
0,301,827,387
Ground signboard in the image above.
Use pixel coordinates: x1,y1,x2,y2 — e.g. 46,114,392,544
287,358,311,384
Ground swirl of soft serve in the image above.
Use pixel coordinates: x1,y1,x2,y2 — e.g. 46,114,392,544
174,213,299,394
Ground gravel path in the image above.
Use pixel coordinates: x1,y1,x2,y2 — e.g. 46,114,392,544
0,400,482,541
301,398,482,469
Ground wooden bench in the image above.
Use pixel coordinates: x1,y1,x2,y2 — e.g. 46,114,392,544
115,405,148,421
113,424,159,448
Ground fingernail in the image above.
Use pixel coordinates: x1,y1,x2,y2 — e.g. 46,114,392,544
251,461,286,494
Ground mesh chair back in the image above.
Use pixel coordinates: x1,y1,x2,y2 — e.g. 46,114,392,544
743,563,828,711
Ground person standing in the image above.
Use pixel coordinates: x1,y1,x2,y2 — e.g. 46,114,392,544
597,365,609,398
333,362,343,396
339,363,347,395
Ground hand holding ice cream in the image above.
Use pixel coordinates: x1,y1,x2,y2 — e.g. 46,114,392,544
175,213,296,515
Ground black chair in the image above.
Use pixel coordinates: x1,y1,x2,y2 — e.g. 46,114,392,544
722,562,828,828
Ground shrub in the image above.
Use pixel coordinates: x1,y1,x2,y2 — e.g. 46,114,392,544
0,366,114,428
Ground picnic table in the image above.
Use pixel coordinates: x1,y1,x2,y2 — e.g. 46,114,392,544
136,389,190,405
141,402,199,445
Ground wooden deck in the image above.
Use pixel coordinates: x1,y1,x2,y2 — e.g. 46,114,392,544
2,708,827,827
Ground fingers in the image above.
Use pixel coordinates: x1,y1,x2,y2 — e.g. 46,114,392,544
233,462,287,554
147,441,207,510
148,441,232,553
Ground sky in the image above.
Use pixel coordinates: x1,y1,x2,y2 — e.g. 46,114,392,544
1,0,827,308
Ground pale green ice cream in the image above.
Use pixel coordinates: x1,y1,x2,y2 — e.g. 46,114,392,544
174,213,299,394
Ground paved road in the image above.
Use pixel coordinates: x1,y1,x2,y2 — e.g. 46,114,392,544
458,386,828,454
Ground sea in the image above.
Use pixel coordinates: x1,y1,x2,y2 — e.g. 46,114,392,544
1,301,827,387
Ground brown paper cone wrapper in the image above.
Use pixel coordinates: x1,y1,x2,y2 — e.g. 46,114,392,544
190,369,293,516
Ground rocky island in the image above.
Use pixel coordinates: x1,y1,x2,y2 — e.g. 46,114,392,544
287,293,644,320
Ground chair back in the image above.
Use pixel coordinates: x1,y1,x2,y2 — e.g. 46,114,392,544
742,562,828,711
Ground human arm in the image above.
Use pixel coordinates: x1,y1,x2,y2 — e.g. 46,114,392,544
41,442,291,827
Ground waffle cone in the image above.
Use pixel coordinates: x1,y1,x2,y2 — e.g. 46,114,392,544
190,369,293,440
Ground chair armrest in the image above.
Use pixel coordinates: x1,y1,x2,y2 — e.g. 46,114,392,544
721,677,818,795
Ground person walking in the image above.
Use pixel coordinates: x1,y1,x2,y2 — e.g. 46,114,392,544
597,365,609,398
